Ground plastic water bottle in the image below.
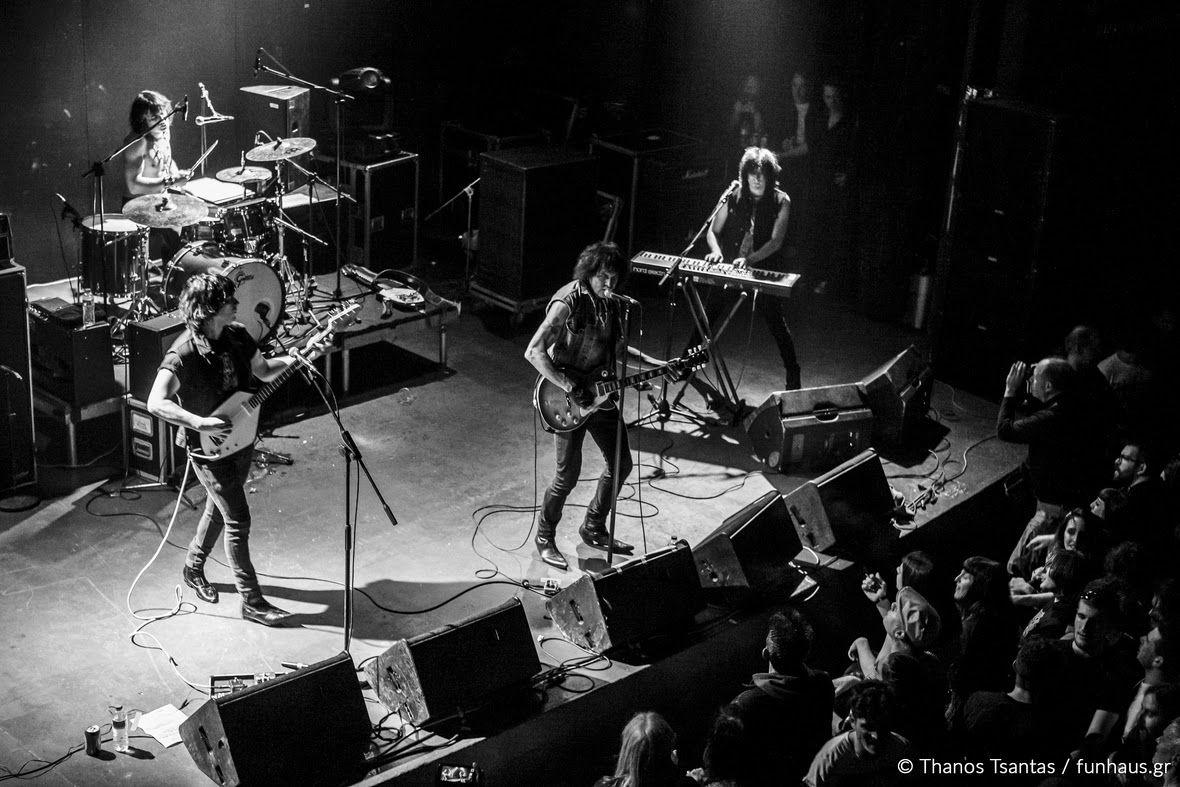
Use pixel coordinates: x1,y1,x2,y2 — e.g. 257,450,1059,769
81,289,96,326
110,704,129,752
395,387,416,405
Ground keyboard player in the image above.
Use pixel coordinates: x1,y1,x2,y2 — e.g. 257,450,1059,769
693,146,801,390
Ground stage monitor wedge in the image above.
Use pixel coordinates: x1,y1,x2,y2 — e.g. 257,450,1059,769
858,344,933,448
745,384,874,473
547,543,704,654
364,597,540,725
781,448,898,568
179,651,369,787
693,490,807,601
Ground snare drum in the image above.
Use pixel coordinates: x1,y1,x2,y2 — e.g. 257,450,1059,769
219,198,274,255
164,242,285,342
80,214,147,295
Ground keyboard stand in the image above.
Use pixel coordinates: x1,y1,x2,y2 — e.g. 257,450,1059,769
670,279,750,425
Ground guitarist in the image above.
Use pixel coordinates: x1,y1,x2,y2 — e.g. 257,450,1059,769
147,272,325,627
525,241,638,571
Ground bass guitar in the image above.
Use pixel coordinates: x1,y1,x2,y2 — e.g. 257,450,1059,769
190,302,361,459
533,345,709,433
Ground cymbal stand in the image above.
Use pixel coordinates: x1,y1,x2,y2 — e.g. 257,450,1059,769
254,55,353,300
282,154,356,310
81,97,188,320
112,229,161,334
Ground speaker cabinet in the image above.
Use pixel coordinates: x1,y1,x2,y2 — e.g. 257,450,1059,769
546,543,704,654
239,85,311,189
27,298,118,406
744,384,874,473
180,651,369,787
126,310,185,402
364,598,539,725
477,146,598,301
0,213,13,267
591,129,714,256
934,98,1065,396
858,344,933,448
693,491,807,600
781,449,897,566
1,266,35,493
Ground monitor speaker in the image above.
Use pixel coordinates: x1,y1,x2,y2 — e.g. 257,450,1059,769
744,384,874,473
546,543,704,653
692,490,807,600
858,344,933,448
179,651,370,787
781,448,897,566
364,598,540,725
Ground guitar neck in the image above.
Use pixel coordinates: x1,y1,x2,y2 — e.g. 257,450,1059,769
595,363,674,396
246,359,301,411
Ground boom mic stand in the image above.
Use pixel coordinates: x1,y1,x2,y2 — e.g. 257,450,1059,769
290,352,398,654
254,50,353,300
423,177,479,289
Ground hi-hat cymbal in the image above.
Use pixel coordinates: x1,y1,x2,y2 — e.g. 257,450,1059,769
122,193,208,228
216,165,272,184
245,137,316,162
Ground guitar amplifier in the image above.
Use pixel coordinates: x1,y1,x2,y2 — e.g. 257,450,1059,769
27,298,119,406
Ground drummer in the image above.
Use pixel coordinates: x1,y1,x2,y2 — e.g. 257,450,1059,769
122,90,190,265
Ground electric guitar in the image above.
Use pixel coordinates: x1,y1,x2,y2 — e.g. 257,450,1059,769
190,303,361,459
533,345,709,433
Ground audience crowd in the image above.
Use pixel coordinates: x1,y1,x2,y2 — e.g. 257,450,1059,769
592,321,1180,786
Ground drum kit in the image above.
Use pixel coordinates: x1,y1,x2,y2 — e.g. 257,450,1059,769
81,135,321,342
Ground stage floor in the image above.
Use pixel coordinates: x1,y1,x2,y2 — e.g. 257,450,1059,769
0,282,1024,786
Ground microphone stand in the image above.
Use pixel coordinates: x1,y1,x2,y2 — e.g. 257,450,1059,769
255,58,353,300
290,354,398,654
81,99,187,318
423,177,479,288
605,298,634,568
282,154,356,309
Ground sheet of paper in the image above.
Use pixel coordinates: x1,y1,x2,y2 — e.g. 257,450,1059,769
137,703,189,748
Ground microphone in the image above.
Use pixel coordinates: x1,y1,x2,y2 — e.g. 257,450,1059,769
607,291,640,307
723,179,741,198
181,95,189,122
54,192,82,223
254,48,262,77
0,364,23,381
255,303,271,323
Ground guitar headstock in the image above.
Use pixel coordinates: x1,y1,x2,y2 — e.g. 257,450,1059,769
668,344,709,381
325,301,363,331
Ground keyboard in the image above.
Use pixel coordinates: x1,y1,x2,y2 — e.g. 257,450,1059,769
630,251,800,298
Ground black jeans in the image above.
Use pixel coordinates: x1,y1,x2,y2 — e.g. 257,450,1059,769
185,448,264,603
687,290,801,390
539,408,632,537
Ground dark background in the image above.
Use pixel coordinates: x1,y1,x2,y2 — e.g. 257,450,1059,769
0,0,1174,358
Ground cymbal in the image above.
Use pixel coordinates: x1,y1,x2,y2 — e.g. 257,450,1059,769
245,137,316,162
215,165,272,184
122,193,208,228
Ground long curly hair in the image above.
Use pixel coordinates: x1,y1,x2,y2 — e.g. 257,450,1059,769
178,272,235,334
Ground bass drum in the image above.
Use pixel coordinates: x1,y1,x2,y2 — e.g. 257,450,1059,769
164,242,284,342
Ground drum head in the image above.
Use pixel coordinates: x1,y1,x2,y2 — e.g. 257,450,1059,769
164,242,285,342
